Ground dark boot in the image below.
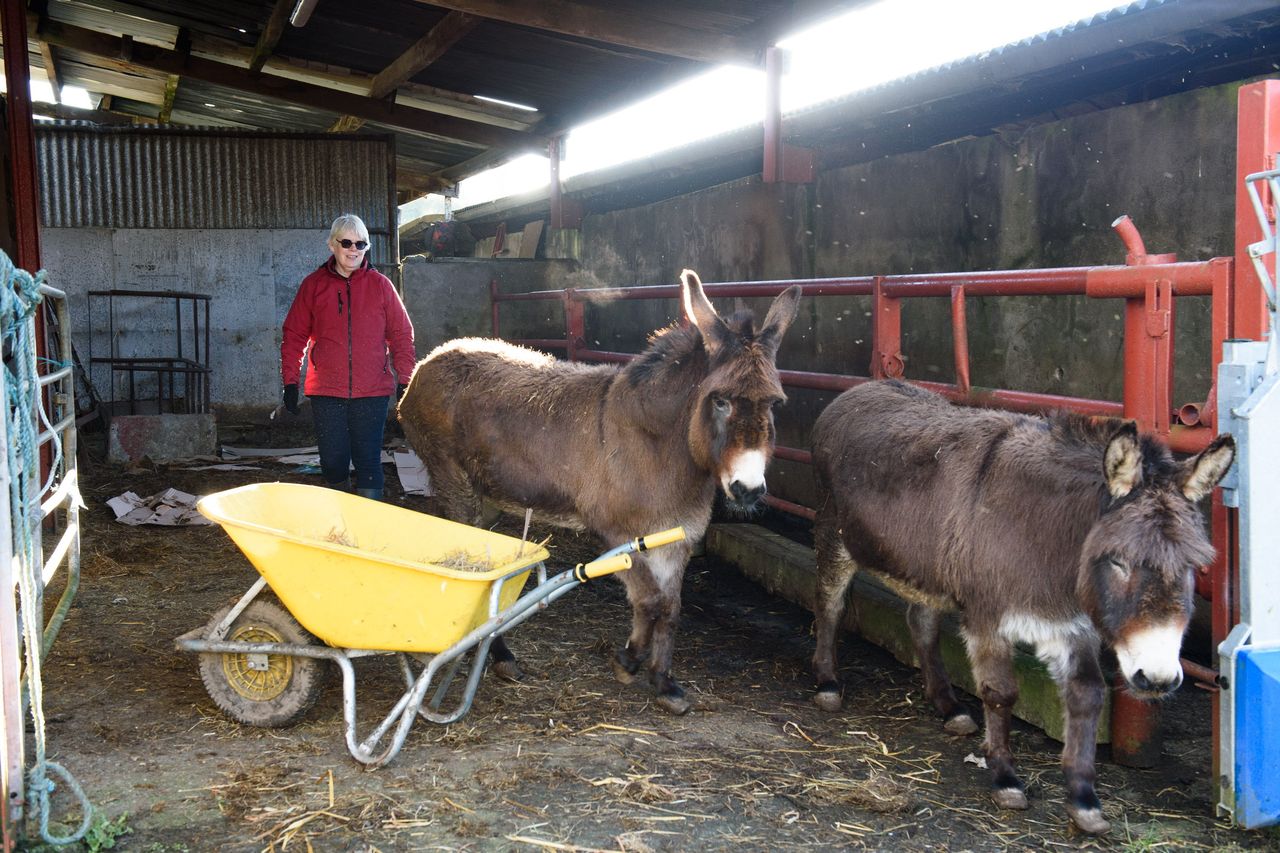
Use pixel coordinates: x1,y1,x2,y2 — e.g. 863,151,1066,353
356,487,383,501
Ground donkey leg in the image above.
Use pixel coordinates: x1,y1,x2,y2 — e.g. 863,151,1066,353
645,590,689,716
812,518,858,712
1057,642,1110,835
907,604,977,736
637,548,692,715
613,560,656,685
967,632,1028,810
613,606,652,685
418,451,520,679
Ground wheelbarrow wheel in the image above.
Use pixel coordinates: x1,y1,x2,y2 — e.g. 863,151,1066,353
198,599,327,728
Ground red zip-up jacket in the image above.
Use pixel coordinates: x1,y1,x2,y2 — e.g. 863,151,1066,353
281,256,416,398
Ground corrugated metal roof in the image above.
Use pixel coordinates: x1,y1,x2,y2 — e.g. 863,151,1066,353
35,124,395,244
459,0,1280,229
783,1,1173,121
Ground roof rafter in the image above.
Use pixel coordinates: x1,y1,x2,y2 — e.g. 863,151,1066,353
37,17,546,152
248,0,294,74
371,10,479,100
158,73,179,122
414,0,764,66
38,41,63,102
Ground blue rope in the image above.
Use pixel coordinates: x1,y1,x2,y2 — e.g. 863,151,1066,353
1,251,91,846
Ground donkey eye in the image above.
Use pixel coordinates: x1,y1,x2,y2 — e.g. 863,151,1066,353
711,396,731,414
1108,557,1130,580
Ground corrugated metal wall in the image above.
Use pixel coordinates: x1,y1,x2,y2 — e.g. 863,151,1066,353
36,125,396,266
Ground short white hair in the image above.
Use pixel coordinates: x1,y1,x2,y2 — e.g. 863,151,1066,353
329,213,370,243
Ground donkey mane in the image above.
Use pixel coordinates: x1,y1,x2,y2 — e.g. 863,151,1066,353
1047,412,1179,483
627,322,708,386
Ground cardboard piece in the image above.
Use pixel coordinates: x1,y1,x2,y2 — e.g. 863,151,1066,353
393,448,432,496
108,488,213,526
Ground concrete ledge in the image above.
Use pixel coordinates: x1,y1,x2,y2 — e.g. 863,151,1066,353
108,413,217,463
706,523,1110,743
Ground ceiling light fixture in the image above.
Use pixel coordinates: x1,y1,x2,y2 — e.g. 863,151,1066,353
474,94,538,112
290,0,318,27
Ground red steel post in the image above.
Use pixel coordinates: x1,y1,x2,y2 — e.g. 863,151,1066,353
490,279,501,337
763,47,782,183
1234,80,1280,341
2,0,42,273
950,285,971,394
871,277,903,378
1112,219,1178,767
565,290,585,362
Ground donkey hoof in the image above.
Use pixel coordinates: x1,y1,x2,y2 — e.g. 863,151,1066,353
814,681,844,706
611,657,638,685
943,712,979,736
655,692,692,716
491,659,523,682
1066,805,1111,835
992,787,1028,810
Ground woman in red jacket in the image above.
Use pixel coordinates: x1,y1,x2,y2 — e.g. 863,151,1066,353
280,214,416,500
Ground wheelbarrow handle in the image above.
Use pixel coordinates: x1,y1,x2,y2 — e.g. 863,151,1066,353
633,526,686,552
573,553,633,581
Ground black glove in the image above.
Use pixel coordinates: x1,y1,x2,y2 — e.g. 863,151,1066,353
283,384,300,415
396,384,408,403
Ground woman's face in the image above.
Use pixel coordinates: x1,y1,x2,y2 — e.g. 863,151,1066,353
330,229,369,277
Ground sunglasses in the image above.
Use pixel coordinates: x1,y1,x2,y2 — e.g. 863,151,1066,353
336,239,369,250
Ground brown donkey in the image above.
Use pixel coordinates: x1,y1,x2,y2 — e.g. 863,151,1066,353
810,380,1234,834
398,270,801,714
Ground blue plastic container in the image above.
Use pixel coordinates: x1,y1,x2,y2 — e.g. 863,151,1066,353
1236,645,1280,828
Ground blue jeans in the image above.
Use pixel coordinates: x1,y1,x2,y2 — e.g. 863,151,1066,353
310,396,390,491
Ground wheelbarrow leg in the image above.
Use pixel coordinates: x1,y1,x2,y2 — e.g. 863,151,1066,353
351,637,495,767
396,653,468,715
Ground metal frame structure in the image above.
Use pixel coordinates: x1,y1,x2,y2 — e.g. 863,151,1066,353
86,289,212,417
489,80,1280,777
1,282,83,841
1214,156,1280,828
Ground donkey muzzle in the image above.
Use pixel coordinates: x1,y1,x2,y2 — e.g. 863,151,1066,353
1128,667,1182,697
1114,621,1187,698
727,480,766,509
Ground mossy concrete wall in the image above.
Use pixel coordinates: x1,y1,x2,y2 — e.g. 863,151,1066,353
705,523,1111,744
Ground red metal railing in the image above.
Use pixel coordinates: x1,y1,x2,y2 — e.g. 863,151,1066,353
491,249,1226,765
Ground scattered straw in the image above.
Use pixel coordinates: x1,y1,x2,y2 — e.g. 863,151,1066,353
802,770,913,814
434,549,500,572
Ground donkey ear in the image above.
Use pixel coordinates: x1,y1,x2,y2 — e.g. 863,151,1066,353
1180,433,1235,502
1103,421,1143,498
680,269,730,356
758,285,802,355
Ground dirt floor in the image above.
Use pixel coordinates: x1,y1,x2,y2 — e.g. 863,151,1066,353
20,419,1280,851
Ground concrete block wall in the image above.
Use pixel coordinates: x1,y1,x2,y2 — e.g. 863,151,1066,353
40,228,331,415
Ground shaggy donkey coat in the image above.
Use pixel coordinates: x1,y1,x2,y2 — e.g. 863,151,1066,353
810,380,1234,834
398,271,801,713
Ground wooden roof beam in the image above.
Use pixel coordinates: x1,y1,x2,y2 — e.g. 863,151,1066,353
248,0,294,73
414,0,765,66
180,31,540,130
38,18,546,151
370,11,479,100
158,73,179,122
37,41,62,102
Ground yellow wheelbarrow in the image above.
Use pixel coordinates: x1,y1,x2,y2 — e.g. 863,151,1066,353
175,482,684,768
